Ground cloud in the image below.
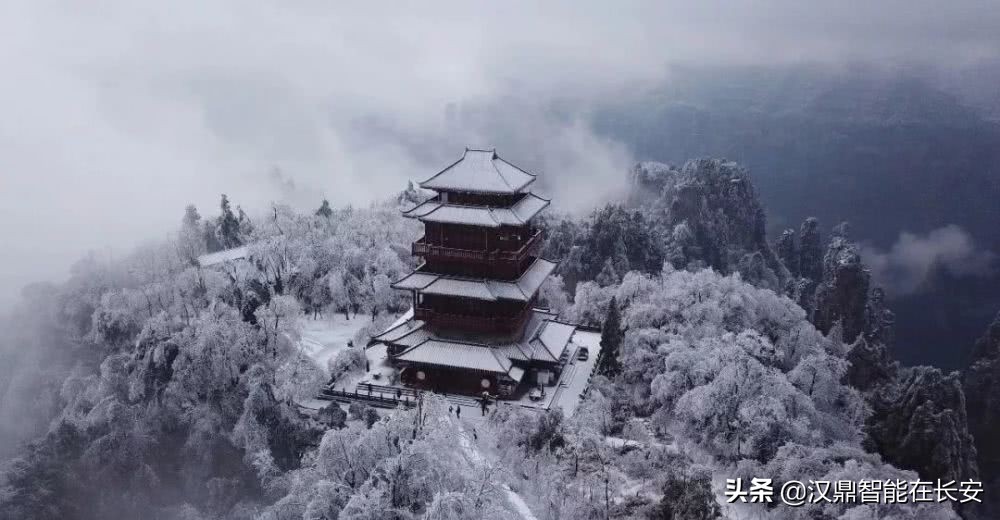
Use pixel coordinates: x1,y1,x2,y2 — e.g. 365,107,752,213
862,225,996,295
1,0,999,307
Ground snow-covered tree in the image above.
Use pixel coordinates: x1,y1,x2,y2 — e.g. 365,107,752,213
217,194,242,249
537,275,570,316
327,270,352,319
178,204,206,265
315,199,333,218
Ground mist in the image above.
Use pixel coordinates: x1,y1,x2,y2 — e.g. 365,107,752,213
2,1,1000,309
863,225,996,295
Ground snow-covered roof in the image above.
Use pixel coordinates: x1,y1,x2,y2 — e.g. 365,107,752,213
495,308,546,353
372,317,427,344
531,321,576,362
509,192,550,221
495,316,574,364
424,278,499,301
420,149,536,194
396,339,513,374
402,193,550,228
391,258,557,302
513,257,555,297
391,272,439,291
374,307,576,370
405,204,500,227
197,245,249,267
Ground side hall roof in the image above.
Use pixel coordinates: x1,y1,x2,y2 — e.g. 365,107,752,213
396,339,513,374
419,149,536,194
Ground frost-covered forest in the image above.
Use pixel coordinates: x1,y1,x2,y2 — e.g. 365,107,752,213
590,65,1000,369
1,160,998,519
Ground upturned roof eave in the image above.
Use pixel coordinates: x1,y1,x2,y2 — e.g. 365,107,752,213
417,148,537,194
418,179,536,195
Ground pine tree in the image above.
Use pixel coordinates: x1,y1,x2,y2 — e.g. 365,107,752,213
202,220,223,253
217,194,241,249
182,204,201,229
179,204,205,264
316,199,333,218
236,205,254,242
560,245,585,295
611,236,630,277
595,259,619,287
597,296,623,376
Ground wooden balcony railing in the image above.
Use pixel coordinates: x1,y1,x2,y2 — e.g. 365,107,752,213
412,229,544,265
413,306,531,335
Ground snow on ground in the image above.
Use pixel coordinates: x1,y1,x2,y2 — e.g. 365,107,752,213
446,412,539,520
550,329,602,416
504,329,601,415
297,314,372,371
196,245,248,267
503,484,540,520
352,342,400,390
295,398,330,411
296,311,409,394
605,435,676,453
348,309,413,388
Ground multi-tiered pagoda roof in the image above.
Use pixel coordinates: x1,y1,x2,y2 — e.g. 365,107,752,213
419,148,536,193
373,148,577,397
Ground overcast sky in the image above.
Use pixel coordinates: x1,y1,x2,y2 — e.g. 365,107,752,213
1,0,998,308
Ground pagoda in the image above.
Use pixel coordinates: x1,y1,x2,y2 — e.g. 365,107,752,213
372,148,577,398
